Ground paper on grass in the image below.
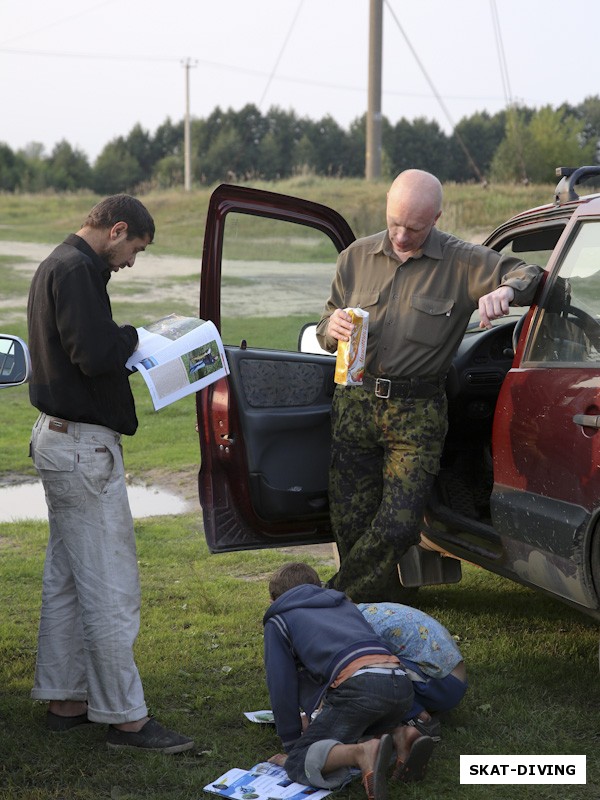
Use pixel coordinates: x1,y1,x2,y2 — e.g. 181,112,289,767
244,710,275,724
126,313,229,410
203,762,331,800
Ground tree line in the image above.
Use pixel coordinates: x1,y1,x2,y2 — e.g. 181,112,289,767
1,96,599,194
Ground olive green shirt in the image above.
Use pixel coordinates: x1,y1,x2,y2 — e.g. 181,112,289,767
316,227,544,378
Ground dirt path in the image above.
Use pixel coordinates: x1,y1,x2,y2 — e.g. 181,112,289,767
0,240,202,278
0,241,203,321
0,240,334,320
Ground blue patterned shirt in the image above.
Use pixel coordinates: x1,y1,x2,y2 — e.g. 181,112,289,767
357,602,463,679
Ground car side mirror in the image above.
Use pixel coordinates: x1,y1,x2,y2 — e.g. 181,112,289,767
0,335,31,387
298,323,335,356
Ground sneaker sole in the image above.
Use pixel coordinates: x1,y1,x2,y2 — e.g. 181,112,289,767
106,739,195,754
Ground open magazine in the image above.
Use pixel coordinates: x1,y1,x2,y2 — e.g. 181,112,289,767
203,761,331,800
126,313,229,410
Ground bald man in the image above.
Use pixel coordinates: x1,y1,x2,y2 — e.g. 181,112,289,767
316,169,543,602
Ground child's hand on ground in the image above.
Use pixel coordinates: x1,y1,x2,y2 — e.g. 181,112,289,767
268,753,287,766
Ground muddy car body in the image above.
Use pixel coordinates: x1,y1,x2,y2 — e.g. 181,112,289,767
196,166,600,621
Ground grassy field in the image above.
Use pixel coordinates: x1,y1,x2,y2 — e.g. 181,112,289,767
0,177,556,254
0,179,599,799
1,518,598,800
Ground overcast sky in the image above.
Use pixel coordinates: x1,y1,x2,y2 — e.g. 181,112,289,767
1,0,598,163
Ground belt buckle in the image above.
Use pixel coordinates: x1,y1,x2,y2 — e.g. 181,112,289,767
375,378,391,399
49,418,68,434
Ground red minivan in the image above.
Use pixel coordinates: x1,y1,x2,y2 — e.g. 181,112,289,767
196,166,600,621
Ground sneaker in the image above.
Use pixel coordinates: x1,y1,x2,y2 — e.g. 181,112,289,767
47,710,94,732
106,717,194,753
392,734,434,783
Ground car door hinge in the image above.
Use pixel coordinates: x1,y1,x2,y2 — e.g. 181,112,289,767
219,433,235,451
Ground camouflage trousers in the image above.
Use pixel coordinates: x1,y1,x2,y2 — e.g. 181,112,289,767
327,385,448,602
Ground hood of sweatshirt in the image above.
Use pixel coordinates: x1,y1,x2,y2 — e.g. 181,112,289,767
263,583,346,624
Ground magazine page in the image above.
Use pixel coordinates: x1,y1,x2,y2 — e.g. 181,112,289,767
203,762,331,800
243,710,275,724
126,313,229,411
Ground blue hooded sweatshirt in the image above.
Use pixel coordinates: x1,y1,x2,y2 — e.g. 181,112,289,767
263,584,394,751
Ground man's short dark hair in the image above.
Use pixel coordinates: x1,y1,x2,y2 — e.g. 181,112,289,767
83,194,155,242
269,562,321,600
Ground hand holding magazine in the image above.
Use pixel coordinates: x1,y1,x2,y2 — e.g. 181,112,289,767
126,313,229,410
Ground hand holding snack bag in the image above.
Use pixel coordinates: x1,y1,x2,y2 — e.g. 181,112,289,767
334,307,369,386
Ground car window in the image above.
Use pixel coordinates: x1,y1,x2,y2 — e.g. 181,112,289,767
496,227,560,269
467,227,562,328
220,213,339,351
526,219,600,364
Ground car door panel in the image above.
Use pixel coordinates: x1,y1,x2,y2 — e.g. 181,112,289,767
197,183,355,553
226,346,334,522
199,348,338,553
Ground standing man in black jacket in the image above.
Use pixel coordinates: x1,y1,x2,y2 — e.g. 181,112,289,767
27,195,194,753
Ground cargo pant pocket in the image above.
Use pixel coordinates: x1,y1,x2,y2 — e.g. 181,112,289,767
32,446,82,511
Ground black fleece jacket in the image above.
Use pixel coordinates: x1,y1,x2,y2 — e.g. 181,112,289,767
27,234,139,435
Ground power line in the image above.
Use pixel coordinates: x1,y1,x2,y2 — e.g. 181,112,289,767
490,0,512,106
0,0,118,47
259,0,305,108
489,0,528,181
0,46,506,107
0,47,180,64
383,0,484,182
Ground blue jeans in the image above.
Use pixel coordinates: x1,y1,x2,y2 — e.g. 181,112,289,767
401,658,468,719
285,668,413,789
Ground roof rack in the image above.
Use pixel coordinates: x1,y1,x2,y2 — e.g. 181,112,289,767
554,166,600,205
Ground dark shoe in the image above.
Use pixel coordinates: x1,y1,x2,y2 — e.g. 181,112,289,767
407,715,442,741
362,734,393,800
106,717,194,753
392,734,434,783
47,710,94,732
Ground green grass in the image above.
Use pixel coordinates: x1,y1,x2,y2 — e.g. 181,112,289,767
0,257,34,294
0,518,598,799
0,179,555,251
1,180,599,798
221,315,316,352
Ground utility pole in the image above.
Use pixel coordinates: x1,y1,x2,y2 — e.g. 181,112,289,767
366,0,383,180
182,58,197,191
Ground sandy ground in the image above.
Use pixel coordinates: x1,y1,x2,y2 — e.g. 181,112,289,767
0,239,201,279
0,240,334,322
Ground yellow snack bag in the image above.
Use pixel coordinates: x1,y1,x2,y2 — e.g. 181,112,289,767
334,308,369,386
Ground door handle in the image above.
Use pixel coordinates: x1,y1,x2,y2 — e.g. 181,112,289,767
573,413,600,429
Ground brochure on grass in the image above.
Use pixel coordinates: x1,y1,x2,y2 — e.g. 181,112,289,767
203,762,331,800
126,313,229,410
244,710,275,724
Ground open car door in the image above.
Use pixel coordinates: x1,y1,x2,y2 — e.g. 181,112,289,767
196,184,355,552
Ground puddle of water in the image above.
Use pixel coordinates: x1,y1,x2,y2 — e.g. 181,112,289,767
0,481,193,523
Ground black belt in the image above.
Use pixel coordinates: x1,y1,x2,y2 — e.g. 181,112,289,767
361,375,445,399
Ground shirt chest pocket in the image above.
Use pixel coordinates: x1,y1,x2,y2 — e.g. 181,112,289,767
406,294,455,348
343,291,380,313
